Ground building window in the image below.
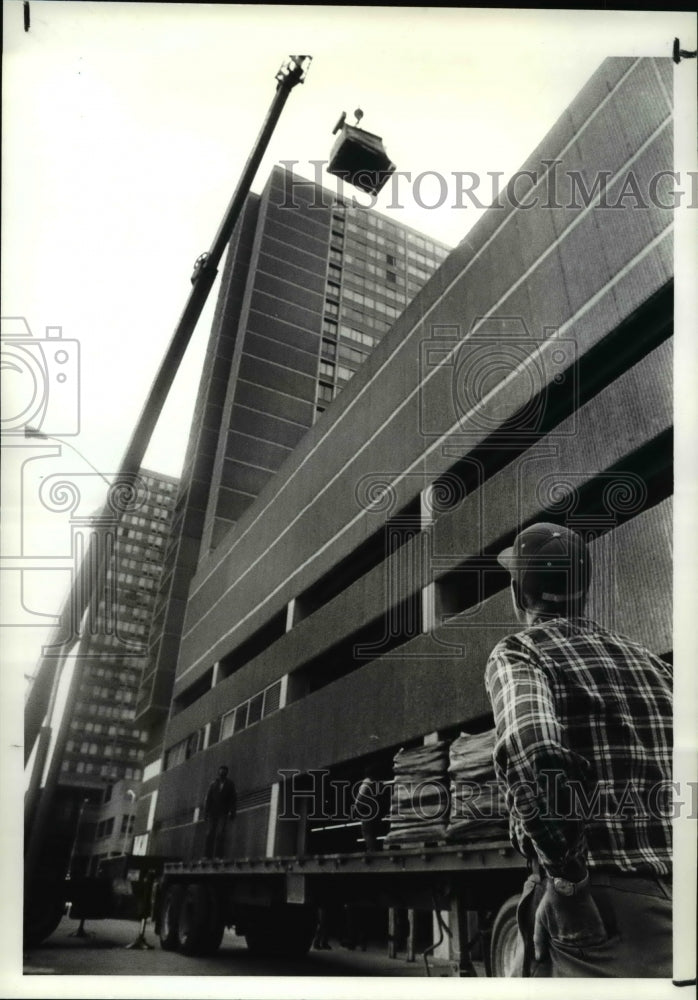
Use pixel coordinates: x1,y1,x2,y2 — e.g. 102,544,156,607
321,339,336,359
317,382,334,403
322,319,337,338
319,360,335,379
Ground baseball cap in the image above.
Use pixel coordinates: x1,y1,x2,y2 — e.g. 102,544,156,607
498,522,590,604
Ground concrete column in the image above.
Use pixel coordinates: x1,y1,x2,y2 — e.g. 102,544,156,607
388,908,398,958
431,910,451,961
422,580,435,634
285,599,296,632
279,673,289,709
406,909,416,962
266,781,280,857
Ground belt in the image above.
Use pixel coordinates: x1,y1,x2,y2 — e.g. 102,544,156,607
588,870,671,892
528,858,671,888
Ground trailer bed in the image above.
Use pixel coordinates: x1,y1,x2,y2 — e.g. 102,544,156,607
164,839,525,877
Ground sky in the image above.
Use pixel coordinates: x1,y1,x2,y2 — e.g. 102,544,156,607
2,5,697,997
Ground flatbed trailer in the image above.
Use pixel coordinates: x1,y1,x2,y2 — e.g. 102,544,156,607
153,840,527,974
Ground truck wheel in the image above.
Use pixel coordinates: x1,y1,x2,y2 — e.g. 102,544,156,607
177,882,213,956
159,884,184,951
24,883,65,948
198,886,226,956
244,905,316,959
490,894,522,977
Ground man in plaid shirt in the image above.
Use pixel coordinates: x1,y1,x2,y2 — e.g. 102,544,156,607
485,523,672,977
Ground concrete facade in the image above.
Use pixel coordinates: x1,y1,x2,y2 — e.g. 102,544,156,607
143,58,673,863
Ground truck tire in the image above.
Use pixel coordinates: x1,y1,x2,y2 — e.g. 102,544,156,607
24,882,65,948
177,882,219,956
159,883,184,951
490,894,522,977
244,905,316,959
196,885,226,956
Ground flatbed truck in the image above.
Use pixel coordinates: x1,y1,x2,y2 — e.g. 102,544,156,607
154,839,527,974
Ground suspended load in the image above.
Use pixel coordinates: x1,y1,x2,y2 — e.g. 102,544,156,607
327,109,396,196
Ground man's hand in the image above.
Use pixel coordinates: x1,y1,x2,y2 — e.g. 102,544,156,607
533,877,608,962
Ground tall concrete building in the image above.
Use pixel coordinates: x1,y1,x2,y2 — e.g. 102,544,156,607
134,57,673,870
48,468,178,873
134,167,450,823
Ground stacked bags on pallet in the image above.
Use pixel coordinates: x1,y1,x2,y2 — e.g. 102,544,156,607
384,741,450,845
384,731,508,845
445,729,508,841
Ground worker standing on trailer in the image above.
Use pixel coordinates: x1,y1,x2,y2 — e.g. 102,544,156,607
484,523,672,977
203,765,237,859
352,765,386,852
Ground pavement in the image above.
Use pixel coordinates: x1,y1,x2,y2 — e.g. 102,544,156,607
23,917,456,977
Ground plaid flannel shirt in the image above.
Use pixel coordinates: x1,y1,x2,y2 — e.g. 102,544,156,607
485,616,672,876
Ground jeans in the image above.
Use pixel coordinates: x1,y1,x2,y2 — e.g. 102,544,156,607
515,869,672,977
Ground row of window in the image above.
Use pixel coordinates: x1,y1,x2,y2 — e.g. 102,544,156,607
65,739,144,760
321,361,355,384
84,666,141,685
117,527,165,546
346,221,401,253
342,288,402,319
72,703,136,721
74,720,146,740
344,274,408,305
341,304,394,331
164,680,284,772
95,632,149,649
141,476,177,492
343,208,447,259
60,760,141,780
339,325,377,348
344,255,406,284
220,680,282,740
323,318,387,347
165,727,205,770
117,540,152,557
122,511,171,530
87,685,135,702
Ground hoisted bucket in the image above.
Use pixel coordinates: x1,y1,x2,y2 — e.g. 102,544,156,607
327,111,396,196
